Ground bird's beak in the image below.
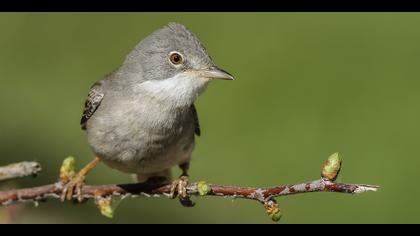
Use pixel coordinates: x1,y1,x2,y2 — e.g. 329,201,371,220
197,66,235,80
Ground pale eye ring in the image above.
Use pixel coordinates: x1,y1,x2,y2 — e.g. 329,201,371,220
169,51,184,65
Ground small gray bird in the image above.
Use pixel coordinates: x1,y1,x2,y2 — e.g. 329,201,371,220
61,22,234,202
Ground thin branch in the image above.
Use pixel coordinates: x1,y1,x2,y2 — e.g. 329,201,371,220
0,153,379,221
0,179,379,207
0,162,42,182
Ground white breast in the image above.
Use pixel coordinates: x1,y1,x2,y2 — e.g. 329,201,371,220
139,72,209,108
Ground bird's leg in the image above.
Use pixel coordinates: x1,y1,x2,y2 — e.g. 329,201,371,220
60,157,101,202
170,162,194,207
179,162,189,177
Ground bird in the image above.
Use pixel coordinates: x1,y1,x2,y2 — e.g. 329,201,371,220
61,22,234,204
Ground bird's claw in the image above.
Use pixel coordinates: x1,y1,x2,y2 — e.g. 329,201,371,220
170,176,188,199
170,176,195,207
60,174,86,203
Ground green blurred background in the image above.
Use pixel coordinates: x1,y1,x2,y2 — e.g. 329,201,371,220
0,13,419,223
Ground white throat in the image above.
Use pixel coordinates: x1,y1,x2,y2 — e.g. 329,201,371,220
139,73,209,108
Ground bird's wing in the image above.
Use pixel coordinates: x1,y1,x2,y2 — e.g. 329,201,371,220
80,81,105,130
190,104,201,136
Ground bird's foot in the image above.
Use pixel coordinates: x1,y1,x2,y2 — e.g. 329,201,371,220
59,157,100,203
170,176,188,199
60,173,86,203
170,176,195,207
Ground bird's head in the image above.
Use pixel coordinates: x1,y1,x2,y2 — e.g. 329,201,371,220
121,22,234,107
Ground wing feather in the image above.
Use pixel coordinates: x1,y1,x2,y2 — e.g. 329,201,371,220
80,81,105,130
190,104,201,136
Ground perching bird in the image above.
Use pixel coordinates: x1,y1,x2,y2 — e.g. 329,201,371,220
61,22,234,203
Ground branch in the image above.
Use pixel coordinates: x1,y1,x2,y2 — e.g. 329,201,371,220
0,153,379,222
0,179,378,205
0,162,42,182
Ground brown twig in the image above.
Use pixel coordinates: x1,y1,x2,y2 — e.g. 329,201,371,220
0,153,379,221
0,179,378,207
0,162,42,182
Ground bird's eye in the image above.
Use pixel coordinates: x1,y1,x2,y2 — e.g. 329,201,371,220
169,52,183,65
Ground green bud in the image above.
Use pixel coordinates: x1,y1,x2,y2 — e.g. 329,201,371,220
59,156,76,183
264,201,282,222
98,198,113,219
269,209,282,222
197,181,211,196
321,152,342,181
